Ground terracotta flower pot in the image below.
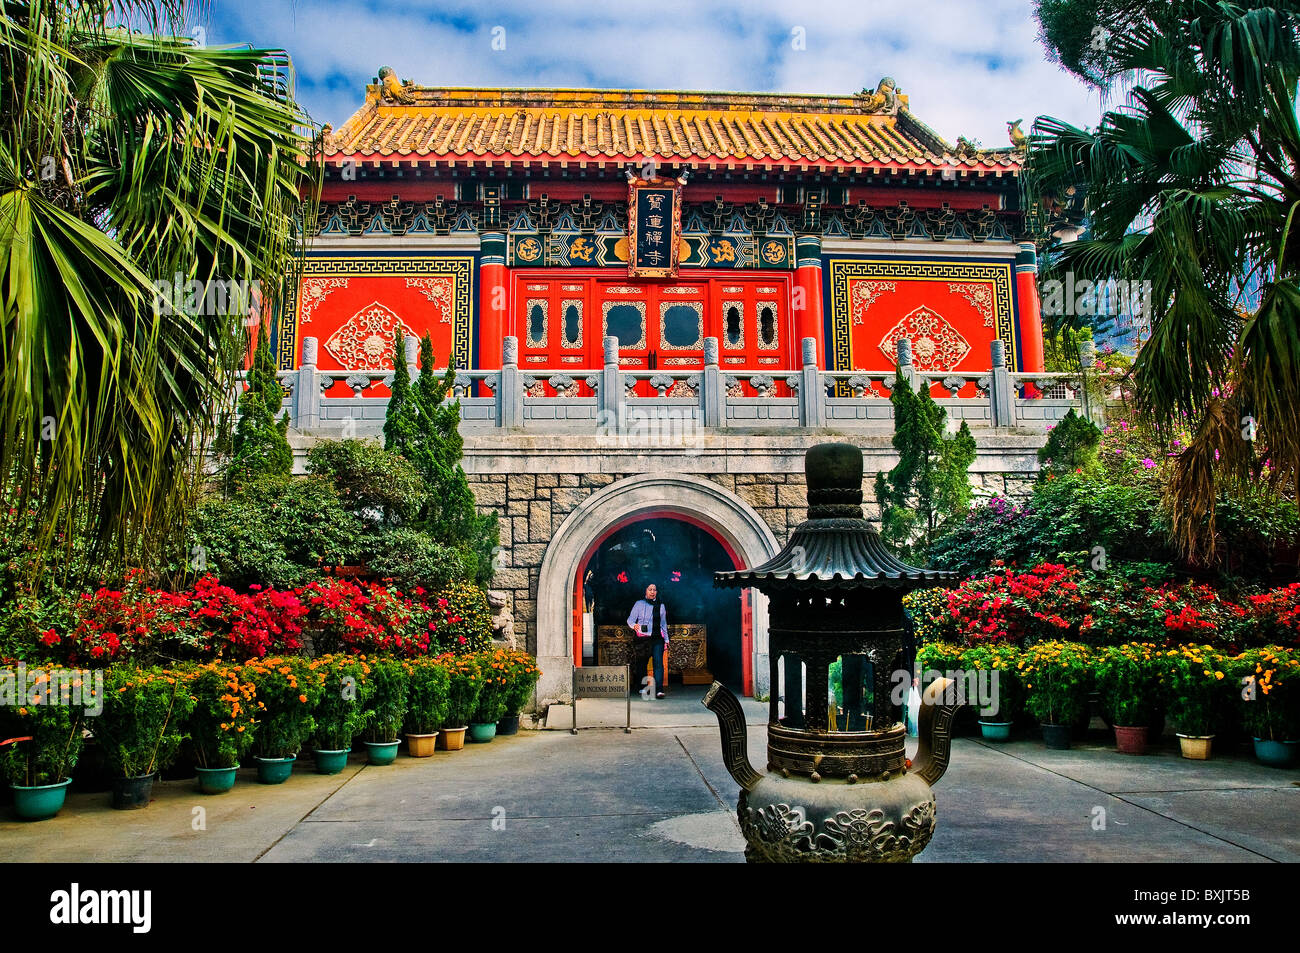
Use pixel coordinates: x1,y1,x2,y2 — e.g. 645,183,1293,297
406,733,437,757
438,727,467,751
1176,734,1213,760
1114,725,1148,755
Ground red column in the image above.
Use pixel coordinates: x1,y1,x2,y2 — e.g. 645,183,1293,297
794,234,825,367
478,231,507,376
1016,241,1045,374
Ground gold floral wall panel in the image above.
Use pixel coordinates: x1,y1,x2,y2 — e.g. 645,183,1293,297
826,257,1017,377
279,255,475,395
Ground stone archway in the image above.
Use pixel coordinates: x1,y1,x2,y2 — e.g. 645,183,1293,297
535,473,780,706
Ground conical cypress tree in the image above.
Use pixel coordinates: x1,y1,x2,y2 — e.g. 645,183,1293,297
874,369,975,561
229,316,292,486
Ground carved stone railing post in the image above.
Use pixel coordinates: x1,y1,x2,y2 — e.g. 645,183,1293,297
701,336,724,428
798,336,824,428
1077,338,1099,424
989,339,1016,428
296,336,321,431
499,336,523,429
896,337,918,390
404,334,419,373
600,335,624,431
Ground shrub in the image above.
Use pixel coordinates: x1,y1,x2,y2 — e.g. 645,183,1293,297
242,656,324,759
441,653,481,728
1019,641,1091,726
961,643,1024,722
188,475,371,591
306,439,424,523
430,582,492,653
403,656,450,734
1154,645,1231,737
471,649,511,724
501,651,542,716
915,642,968,689
1094,643,1161,727
1231,647,1300,742
94,667,197,778
310,655,374,750
367,528,477,595
0,693,88,787
183,662,258,769
362,657,409,743
1038,408,1102,473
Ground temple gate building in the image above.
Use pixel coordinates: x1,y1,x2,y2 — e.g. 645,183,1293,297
275,74,1071,707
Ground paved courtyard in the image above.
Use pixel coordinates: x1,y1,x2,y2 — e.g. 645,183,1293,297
3,687,1297,863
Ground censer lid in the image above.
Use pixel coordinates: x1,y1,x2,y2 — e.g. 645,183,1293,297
715,442,955,591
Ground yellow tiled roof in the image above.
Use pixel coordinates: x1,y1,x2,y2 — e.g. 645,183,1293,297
322,86,1021,173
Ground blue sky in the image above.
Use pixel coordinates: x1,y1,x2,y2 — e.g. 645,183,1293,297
198,0,1103,146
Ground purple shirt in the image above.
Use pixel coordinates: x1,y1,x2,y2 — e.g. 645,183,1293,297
627,599,667,641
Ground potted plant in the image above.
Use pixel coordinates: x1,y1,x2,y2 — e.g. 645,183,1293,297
962,644,1022,741
184,662,257,794
1019,640,1091,749
1095,643,1159,755
242,656,324,783
438,654,481,751
499,651,541,735
2,694,88,821
94,667,196,808
403,657,449,756
1157,645,1228,760
362,657,409,764
1234,647,1299,767
468,650,510,743
309,655,373,774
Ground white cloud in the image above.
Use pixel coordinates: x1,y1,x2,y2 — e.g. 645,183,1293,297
205,0,1102,143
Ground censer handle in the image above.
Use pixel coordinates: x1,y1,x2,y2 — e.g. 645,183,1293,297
910,676,959,786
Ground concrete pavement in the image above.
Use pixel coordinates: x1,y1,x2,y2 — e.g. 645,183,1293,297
3,692,1296,862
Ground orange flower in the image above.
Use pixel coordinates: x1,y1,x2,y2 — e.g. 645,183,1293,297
298,694,308,703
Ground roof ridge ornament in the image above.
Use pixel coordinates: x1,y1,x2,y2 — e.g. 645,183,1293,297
378,66,415,104
856,77,908,115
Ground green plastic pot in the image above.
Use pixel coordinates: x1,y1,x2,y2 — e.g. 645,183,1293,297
255,755,296,784
313,749,350,774
364,741,400,765
979,720,1013,742
1253,738,1297,768
10,778,72,821
195,766,238,795
467,722,497,743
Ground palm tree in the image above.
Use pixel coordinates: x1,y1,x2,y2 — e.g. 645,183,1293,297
1024,0,1300,560
0,0,319,576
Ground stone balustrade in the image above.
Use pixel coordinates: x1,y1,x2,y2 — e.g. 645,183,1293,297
256,336,1089,436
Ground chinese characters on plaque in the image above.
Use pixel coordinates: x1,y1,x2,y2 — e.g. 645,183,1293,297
627,177,683,278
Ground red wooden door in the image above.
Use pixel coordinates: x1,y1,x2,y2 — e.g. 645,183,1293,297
716,279,794,394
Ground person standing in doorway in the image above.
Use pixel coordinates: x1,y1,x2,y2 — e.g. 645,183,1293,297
628,583,669,698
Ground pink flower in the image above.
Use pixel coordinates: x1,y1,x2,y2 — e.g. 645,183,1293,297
1142,458,1155,469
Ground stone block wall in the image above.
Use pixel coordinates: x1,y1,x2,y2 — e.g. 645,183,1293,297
462,431,1045,657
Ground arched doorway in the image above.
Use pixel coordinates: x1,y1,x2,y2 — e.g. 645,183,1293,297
535,474,780,704
576,515,746,691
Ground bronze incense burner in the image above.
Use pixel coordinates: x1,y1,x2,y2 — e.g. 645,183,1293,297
707,442,959,862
